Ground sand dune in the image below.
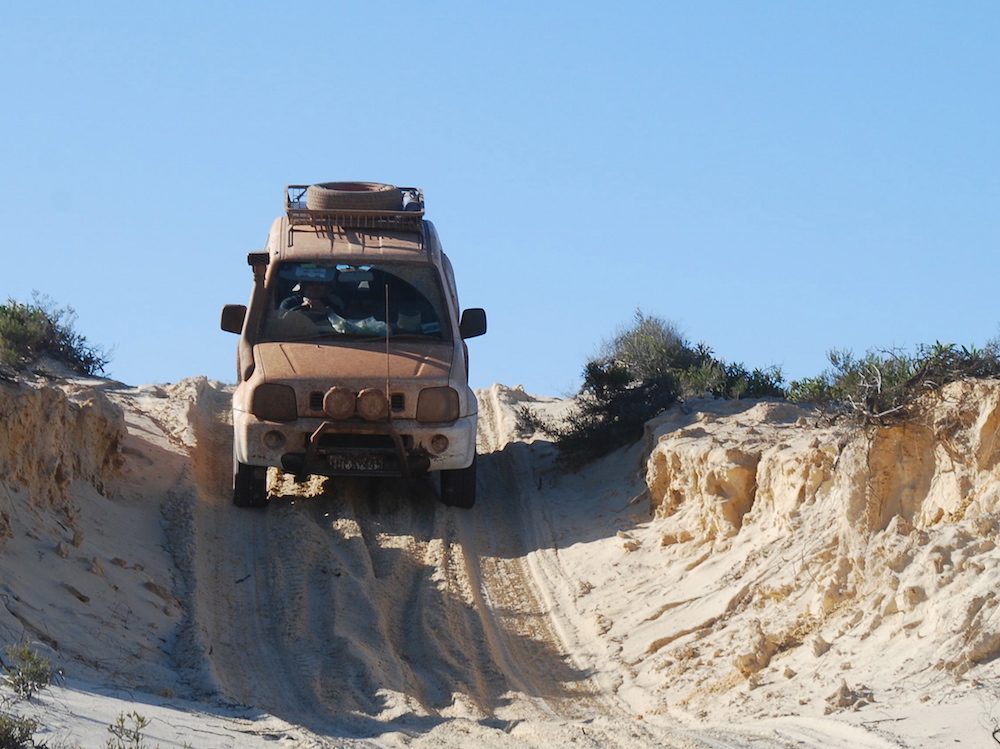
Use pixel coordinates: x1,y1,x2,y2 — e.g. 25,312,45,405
1,373,998,747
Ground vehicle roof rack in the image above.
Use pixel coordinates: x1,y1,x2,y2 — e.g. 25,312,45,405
284,185,425,233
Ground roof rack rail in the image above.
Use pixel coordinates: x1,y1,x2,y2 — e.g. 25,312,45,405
284,185,425,232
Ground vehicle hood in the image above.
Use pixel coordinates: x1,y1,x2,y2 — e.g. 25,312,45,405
253,339,453,383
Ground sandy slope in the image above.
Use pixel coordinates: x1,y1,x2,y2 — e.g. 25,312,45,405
2,373,999,746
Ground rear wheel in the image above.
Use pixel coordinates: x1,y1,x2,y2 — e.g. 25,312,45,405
234,462,268,508
439,454,477,509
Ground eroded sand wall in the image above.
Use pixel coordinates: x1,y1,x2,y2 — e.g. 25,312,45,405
641,380,1000,708
0,378,124,538
645,382,1000,542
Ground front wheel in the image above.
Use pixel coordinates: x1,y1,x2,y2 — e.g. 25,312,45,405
234,462,268,508
439,454,477,509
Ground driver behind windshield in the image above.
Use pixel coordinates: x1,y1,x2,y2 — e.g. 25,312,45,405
279,280,345,319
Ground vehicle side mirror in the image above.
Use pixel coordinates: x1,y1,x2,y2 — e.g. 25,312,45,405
221,304,247,334
459,308,487,339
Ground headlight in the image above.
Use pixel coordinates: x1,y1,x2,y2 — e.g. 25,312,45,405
416,387,459,423
251,383,297,421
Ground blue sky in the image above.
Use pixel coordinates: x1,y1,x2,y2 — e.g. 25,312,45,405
2,2,997,395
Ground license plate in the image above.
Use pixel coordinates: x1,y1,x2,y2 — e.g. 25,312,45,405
328,453,386,472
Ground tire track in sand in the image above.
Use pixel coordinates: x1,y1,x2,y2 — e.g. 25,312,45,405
460,386,613,722
186,389,524,729
185,383,778,747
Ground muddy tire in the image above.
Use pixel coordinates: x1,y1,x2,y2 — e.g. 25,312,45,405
234,462,268,508
305,182,402,211
440,454,476,509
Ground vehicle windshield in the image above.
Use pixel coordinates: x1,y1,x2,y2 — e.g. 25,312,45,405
261,261,450,343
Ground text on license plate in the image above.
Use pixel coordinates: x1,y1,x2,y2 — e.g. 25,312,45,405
328,453,386,472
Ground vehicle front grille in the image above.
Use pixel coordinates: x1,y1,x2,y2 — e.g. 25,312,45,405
316,433,413,450
310,391,404,414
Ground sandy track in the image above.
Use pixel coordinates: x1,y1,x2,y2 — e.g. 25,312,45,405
180,385,809,747
185,389,519,729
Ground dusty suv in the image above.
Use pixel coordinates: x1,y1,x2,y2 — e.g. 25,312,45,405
221,182,486,509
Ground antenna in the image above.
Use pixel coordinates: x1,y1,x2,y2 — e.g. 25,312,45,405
384,282,391,412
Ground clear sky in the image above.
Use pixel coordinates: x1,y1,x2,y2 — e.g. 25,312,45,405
2,2,997,395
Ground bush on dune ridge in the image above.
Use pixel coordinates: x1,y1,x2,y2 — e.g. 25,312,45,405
0,293,110,378
528,309,1000,466
788,340,1000,423
524,310,785,466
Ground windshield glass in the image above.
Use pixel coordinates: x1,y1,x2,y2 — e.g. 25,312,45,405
261,261,450,343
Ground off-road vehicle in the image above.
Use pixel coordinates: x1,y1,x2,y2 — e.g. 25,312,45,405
221,182,486,508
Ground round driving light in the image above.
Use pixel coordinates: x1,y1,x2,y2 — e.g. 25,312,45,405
357,388,389,421
430,434,449,454
262,430,286,450
323,387,355,419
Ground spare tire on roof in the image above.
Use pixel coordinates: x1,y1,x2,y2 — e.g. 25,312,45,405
305,182,402,211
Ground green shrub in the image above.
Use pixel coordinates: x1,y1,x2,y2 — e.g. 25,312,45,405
0,294,110,376
0,712,39,749
532,368,681,467
602,311,705,382
663,357,778,400
529,310,785,466
2,645,52,701
788,341,1000,423
106,711,152,749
